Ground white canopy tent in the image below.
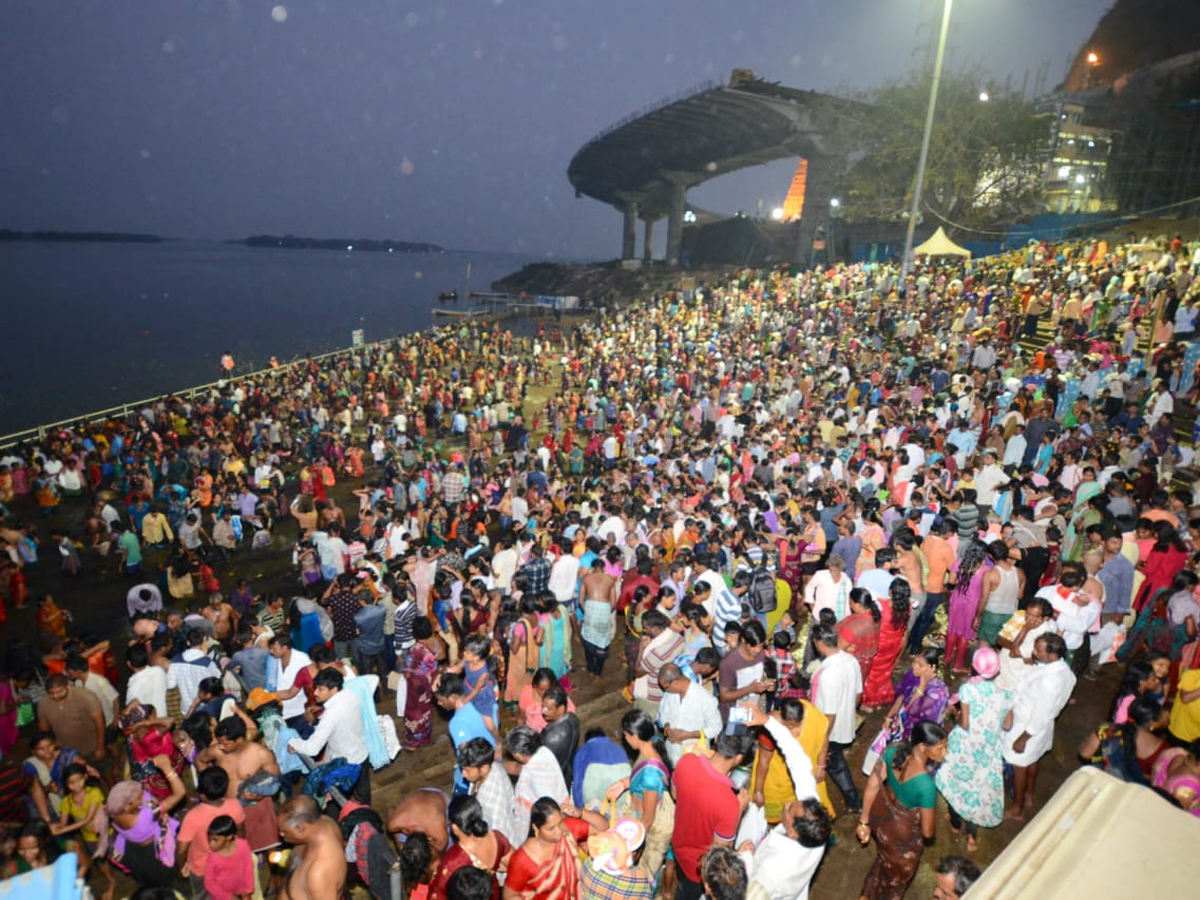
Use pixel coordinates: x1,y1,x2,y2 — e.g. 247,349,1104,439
914,226,971,258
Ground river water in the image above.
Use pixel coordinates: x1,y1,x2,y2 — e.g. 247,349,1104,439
0,241,532,433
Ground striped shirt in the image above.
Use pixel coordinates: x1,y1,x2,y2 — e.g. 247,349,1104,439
393,599,419,652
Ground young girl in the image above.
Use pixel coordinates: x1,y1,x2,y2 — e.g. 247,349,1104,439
52,762,116,899
203,815,255,900
443,634,501,747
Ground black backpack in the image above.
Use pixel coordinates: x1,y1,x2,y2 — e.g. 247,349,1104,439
748,565,778,614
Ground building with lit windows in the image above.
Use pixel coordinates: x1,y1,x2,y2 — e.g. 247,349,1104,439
1035,93,1118,214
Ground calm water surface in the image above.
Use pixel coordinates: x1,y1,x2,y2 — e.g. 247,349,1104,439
0,241,532,433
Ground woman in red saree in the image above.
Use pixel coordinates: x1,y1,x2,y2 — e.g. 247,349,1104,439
503,797,587,900
429,796,512,900
863,577,913,710
838,589,881,682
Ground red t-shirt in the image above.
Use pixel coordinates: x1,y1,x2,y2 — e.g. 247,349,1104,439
670,753,739,881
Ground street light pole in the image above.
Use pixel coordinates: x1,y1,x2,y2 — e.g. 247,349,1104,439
901,0,953,279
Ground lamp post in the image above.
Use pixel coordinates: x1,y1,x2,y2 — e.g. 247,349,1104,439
901,0,953,279
829,198,840,262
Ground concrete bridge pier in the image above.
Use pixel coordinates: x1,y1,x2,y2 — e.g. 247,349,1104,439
621,201,639,260
665,183,687,266
795,157,835,268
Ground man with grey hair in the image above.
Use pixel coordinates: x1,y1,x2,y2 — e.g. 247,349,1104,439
656,663,723,765
803,554,852,622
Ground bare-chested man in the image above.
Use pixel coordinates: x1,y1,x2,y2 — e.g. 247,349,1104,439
386,788,450,863
201,591,240,646
197,711,280,798
276,795,347,900
579,557,618,680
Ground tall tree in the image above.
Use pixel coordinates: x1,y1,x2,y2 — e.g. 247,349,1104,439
840,69,1047,233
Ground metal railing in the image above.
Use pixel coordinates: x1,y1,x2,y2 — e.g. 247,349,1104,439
579,79,722,148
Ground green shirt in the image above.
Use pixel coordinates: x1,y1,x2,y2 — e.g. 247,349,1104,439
119,530,142,566
883,744,937,809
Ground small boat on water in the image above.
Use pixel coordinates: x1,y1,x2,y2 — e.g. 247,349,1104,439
437,290,458,302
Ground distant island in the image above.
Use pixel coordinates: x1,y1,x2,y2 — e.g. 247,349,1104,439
0,229,163,244
241,235,445,253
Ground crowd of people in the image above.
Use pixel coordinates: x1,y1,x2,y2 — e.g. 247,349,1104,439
2,231,1200,900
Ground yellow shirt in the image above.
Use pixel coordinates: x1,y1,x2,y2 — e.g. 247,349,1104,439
142,512,174,545
1170,669,1200,743
62,786,105,843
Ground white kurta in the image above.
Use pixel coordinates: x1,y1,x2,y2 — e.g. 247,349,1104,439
1002,659,1076,766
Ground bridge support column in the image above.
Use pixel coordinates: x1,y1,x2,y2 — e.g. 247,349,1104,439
795,158,834,269
621,202,639,260
665,183,686,266
642,218,656,262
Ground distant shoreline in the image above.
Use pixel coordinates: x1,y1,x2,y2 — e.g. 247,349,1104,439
0,229,164,244
239,234,445,253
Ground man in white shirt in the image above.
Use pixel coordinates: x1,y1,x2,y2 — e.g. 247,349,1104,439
995,599,1058,693
491,536,519,591
741,707,831,900
287,668,371,802
1037,567,1100,678
266,634,314,737
548,550,581,606
1001,424,1027,470
973,449,1010,508
125,644,168,718
656,664,723,764
692,555,728,618
597,509,627,546
812,624,863,813
1002,633,1075,822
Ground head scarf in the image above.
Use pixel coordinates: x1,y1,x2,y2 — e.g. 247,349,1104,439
105,779,144,816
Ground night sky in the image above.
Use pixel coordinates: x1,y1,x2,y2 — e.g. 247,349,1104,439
1,0,1112,259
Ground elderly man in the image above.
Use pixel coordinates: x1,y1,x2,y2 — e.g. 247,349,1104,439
804,554,852,623
995,597,1058,693
1002,633,1076,822
386,788,451,863
277,795,348,900
656,663,723,765
505,725,569,843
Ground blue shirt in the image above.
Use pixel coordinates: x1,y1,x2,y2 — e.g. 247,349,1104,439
1098,553,1136,615
354,604,387,655
449,704,494,794
228,647,270,692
